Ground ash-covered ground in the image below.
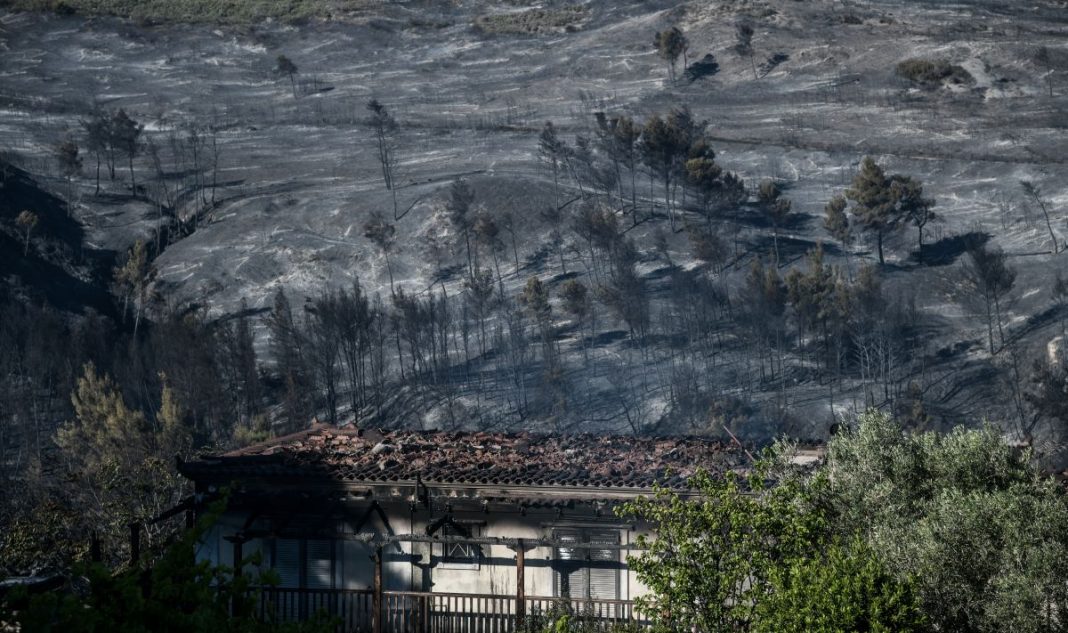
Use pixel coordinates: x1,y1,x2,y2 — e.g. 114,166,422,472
2,0,1068,457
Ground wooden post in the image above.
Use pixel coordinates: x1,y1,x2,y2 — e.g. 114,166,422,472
129,522,141,566
515,539,526,630
232,538,244,579
373,546,383,633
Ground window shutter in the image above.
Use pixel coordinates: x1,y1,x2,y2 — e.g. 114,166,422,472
553,529,588,599
273,539,301,588
305,540,334,589
587,530,620,611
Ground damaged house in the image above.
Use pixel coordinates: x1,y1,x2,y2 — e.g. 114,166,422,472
178,424,749,632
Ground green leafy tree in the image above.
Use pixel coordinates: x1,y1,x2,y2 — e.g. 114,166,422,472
823,411,1068,633
618,457,831,632
755,537,928,633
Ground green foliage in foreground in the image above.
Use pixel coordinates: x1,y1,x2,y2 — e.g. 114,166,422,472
1,503,335,633
825,412,1068,633
617,447,927,633
754,538,927,633
0,0,373,25
620,410,1068,633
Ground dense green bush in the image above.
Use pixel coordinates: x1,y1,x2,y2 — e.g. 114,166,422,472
824,411,1068,633
622,411,1068,632
754,538,927,633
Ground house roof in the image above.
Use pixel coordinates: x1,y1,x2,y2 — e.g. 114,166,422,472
179,423,751,492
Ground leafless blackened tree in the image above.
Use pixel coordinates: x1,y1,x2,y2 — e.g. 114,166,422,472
305,292,343,426
54,138,82,208
81,108,111,191
539,121,566,209
465,267,496,356
757,180,794,266
1020,180,1059,253
110,109,143,191
961,242,1016,354
276,55,298,98
598,238,648,342
595,114,642,220
265,287,312,432
473,213,506,297
734,21,757,80
15,210,37,257
448,178,476,276
368,99,400,218
363,211,397,296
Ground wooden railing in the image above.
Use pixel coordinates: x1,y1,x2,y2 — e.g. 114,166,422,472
255,587,649,633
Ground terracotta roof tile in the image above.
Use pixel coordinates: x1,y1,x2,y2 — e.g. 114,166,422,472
181,424,749,490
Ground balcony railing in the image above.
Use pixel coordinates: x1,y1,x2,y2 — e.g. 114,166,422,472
255,587,650,633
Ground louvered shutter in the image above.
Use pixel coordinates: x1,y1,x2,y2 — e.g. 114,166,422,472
273,539,301,588
553,529,588,599
588,530,619,616
305,540,334,589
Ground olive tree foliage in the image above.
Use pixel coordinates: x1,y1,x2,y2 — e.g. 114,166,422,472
618,449,927,633
824,411,1068,633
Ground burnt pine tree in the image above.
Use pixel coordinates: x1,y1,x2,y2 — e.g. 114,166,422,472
734,21,757,80
654,27,689,83
890,175,936,257
448,178,476,276
962,243,1016,354
539,121,566,209
82,109,110,193
823,194,852,252
844,157,902,265
110,109,143,191
54,138,82,206
640,110,695,231
363,211,397,296
276,54,298,98
367,99,400,219
15,210,37,256
1020,180,1059,253
757,180,794,266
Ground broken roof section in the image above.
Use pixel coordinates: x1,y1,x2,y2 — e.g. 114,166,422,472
180,424,752,491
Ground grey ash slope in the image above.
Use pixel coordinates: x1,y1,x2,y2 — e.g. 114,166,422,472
1,0,1067,448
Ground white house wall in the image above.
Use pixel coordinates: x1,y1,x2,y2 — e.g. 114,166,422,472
201,502,652,601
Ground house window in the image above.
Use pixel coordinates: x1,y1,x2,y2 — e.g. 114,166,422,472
439,522,480,569
552,528,620,600
272,538,336,589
